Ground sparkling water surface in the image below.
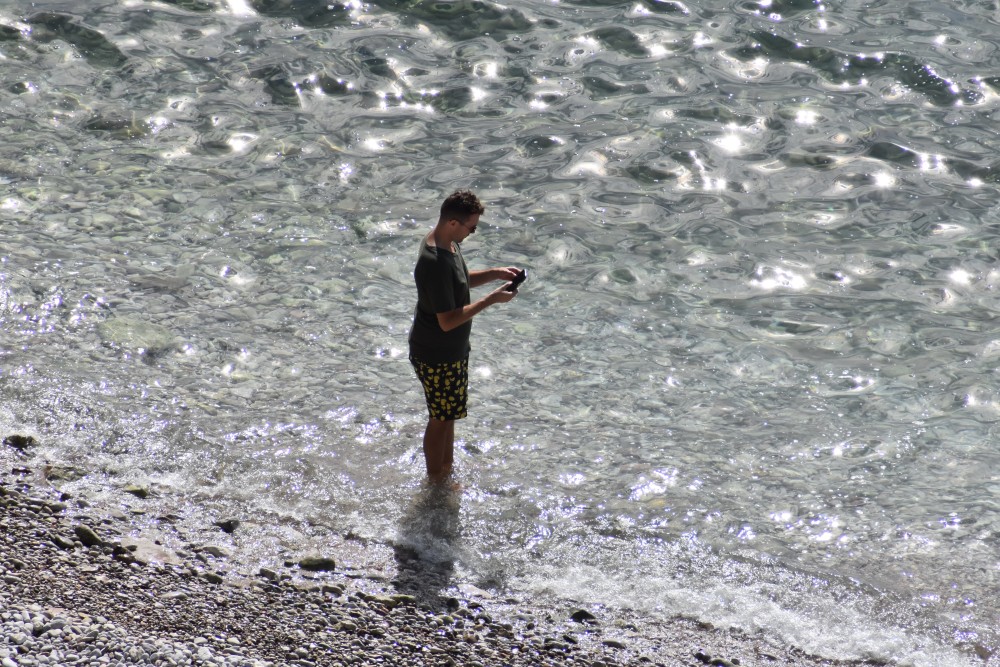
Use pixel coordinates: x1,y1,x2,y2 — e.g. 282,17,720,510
2,1,999,664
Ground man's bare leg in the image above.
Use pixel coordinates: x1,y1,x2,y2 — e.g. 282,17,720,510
423,417,455,482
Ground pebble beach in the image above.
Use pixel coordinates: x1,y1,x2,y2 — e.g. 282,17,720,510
0,437,896,667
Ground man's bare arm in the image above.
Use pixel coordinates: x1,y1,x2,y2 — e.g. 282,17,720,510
469,266,520,289
436,285,516,332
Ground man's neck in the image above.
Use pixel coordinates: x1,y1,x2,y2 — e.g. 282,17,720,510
430,222,459,250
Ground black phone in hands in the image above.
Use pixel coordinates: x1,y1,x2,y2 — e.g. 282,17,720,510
505,269,527,292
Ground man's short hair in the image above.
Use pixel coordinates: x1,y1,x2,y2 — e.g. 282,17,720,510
440,190,485,223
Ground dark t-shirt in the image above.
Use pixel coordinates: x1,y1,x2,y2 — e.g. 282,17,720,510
408,237,471,363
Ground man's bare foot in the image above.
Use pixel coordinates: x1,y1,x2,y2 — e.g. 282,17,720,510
427,474,462,494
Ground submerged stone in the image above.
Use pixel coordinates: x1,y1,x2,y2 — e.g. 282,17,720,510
214,518,240,534
43,464,86,482
298,556,336,572
3,434,37,452
158,0,216,11
251,0,351,28
201,545,230,559
26,12,128,69
123,485,150,499
83,115,150,139
0,24,22,41
97,317,177,356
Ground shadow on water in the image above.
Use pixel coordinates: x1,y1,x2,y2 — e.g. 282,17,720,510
391,482,463,611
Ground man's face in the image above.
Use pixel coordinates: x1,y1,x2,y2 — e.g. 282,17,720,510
455,213,480,238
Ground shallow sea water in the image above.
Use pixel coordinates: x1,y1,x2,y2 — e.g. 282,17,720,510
2,0,999,664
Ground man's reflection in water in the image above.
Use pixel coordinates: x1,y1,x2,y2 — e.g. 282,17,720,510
392,482,462,610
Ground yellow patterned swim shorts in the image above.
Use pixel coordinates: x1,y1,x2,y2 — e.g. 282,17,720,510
410,357,469,421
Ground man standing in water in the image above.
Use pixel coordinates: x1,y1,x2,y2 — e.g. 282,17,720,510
409,190,521,483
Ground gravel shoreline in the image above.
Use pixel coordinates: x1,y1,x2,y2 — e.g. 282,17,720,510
1,440,893,667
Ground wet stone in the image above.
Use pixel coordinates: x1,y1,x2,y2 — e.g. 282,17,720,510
73,525,103,547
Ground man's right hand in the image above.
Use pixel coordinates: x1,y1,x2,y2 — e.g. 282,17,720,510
488,285,517,303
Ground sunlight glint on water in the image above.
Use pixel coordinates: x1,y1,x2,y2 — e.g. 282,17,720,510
1,0,999,664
